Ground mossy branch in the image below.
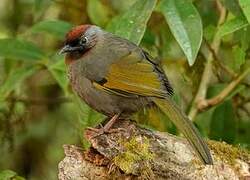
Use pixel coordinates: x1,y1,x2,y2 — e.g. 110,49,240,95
58,119,250,180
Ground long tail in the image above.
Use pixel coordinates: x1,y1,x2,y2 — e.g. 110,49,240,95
153,97,213,165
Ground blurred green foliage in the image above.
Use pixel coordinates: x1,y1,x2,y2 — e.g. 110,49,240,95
0,0,250,179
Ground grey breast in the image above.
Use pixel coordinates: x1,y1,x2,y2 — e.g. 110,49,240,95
68,60,149,117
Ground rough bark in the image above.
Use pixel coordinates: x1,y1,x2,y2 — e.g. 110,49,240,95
58,119,250,180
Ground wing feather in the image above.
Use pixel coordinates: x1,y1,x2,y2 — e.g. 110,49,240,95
94,51,169,98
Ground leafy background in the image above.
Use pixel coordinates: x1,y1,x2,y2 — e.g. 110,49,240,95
0,0,250,179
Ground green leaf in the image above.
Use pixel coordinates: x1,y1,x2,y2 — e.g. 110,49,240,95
0,66,37,100
87,0,110,27
232,45,246,71
195,108,215,137
141,29,156,45
0,170,25,180
158,0,202,66
235,119,250,148
48,60,68,94
239,27,250,50
207,84,240,143
239,0,250,23
218,16,249,37
210,100,236,144
195,84,227,136
107,0,156,45
0,170,16,179
29,20,73,39
0,38,45,61
203,25,216,42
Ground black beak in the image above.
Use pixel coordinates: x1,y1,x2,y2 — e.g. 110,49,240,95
59,45,84,54
59,45,71,54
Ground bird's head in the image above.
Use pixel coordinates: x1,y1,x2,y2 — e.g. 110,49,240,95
60,24,100,64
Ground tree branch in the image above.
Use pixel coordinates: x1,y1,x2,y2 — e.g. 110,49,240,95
58,120,250,180
197,68,250,110
188,0,227,120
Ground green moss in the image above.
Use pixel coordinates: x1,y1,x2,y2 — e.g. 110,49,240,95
113,136,154,175
208,140,250,165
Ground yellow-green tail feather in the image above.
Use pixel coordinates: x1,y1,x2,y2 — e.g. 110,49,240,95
153,97,213,165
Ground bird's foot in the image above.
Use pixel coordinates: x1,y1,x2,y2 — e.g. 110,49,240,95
86,126,126,139
85,113,125,139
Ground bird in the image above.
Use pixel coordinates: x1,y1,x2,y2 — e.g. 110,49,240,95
60,24,213,165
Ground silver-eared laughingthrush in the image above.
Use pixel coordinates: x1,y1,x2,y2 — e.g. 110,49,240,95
60,25,213,165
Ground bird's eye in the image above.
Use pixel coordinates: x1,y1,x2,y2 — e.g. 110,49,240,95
79,36,88,46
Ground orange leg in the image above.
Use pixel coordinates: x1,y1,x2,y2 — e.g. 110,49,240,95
86,113,122,139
